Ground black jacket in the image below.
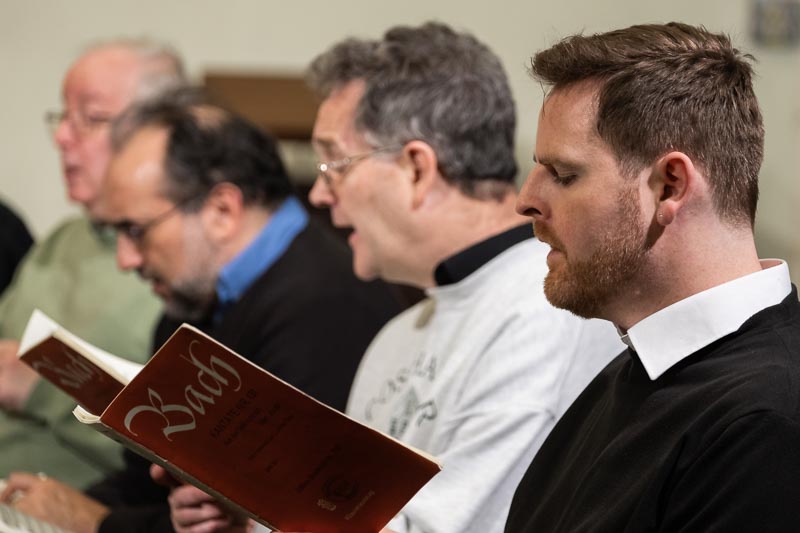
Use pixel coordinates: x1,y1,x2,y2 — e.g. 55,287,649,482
89,220,401,532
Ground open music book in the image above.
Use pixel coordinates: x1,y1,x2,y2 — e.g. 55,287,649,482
19,310,441,532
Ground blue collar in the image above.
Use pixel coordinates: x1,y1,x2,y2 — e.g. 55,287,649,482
215,197,308,315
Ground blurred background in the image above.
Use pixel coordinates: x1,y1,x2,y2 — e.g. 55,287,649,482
1,0,798,277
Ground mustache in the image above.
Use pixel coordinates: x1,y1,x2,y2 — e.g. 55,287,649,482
533,222,566,252
137,267,162,285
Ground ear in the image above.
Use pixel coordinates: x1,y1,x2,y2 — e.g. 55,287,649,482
649,151,699,226
200,183,245,243
402,140,441,209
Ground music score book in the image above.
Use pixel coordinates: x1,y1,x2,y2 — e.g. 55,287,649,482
19,310,441,532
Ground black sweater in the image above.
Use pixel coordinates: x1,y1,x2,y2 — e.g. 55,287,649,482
89,220,401,532
505,289,800,533
0,200,33,294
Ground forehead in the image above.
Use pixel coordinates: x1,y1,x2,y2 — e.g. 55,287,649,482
312,80,370,155
536,83,605,161
62,48,143,112
102,127,170,213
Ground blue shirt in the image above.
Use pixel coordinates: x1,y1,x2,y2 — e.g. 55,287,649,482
215,197,308,320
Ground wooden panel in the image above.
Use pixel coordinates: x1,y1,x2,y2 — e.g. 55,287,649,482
203,73,319,140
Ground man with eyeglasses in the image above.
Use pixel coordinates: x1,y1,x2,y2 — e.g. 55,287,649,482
167,22,623,533
0,87,401,533
0,39,183,488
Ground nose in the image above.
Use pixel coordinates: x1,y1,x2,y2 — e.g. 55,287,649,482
516,166,547,221
308,176,335,207
116,234,144,271
53,118,76,149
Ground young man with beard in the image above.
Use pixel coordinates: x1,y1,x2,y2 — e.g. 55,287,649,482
166,22,623,533
0,40,181,487
505,22,800,532
0,89,400,533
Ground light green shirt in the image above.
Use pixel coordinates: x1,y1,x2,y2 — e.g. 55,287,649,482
0,215,161,488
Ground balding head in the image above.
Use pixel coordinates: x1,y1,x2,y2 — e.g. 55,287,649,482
54,40,186,216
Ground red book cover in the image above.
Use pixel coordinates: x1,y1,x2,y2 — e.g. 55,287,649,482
85,325,441,532
20,336,126,416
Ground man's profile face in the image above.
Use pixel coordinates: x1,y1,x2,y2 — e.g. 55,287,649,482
516,83,650,319
54,47,144,217
308,81,408,282
98,126,219,321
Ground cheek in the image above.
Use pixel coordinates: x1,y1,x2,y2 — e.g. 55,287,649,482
554,201,601,256
78,138,112,186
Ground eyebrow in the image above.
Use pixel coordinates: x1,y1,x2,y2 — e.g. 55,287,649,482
311,137,341,157
311,137,338,153
533,154,581,170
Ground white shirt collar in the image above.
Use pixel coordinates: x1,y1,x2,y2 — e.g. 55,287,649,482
624,259,792,381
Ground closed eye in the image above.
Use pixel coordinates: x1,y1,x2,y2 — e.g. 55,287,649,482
552,173,577,186
542,163,577,186
533,155,579,187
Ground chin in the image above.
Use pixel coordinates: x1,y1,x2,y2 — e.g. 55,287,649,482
352,260,380,282
66,187,95,209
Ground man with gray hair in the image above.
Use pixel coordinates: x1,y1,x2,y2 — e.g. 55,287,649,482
168,22,622,533
0,39,184,487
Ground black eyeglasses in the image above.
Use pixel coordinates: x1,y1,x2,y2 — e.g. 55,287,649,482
107,202,189,245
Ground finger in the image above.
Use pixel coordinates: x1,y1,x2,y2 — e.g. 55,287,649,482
150,463,181,487
2,472,43,497
175,517,233,533
170,485,216,508
172,502,230,528
0,340,20,359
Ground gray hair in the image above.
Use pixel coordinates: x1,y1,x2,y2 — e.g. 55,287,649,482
82,38,187,102
307,22,517,199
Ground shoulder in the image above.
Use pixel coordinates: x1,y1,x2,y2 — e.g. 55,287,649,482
679,309,800,422
27,216,98,258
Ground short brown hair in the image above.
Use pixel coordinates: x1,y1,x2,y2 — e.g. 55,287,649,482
530,22,764,227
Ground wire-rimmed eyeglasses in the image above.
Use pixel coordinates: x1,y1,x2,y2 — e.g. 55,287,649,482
44,109,114,138
316,145,401,191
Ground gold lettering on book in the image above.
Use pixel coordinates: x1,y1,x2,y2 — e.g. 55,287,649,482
123,389,197,440
123,340,243,441
31,347,99,389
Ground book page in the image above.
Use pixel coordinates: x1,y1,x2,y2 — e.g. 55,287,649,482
0,504,69,533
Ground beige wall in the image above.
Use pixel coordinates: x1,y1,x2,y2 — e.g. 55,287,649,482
1,0,798,274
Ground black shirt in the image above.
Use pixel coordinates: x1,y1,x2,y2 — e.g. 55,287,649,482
505,290,800,533
89,220,402,532
0,200,33,294
434,224,532,286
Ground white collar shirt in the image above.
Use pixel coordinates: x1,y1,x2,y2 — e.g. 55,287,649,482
623,259,792,380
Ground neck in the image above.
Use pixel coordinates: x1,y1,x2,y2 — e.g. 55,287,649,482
609,219,761,330
219,207,272,266
407,190,528,289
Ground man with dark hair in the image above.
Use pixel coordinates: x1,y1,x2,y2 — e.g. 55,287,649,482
168,22,621,533
505,22,800,532
1,88,400,533
0,39,183,487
